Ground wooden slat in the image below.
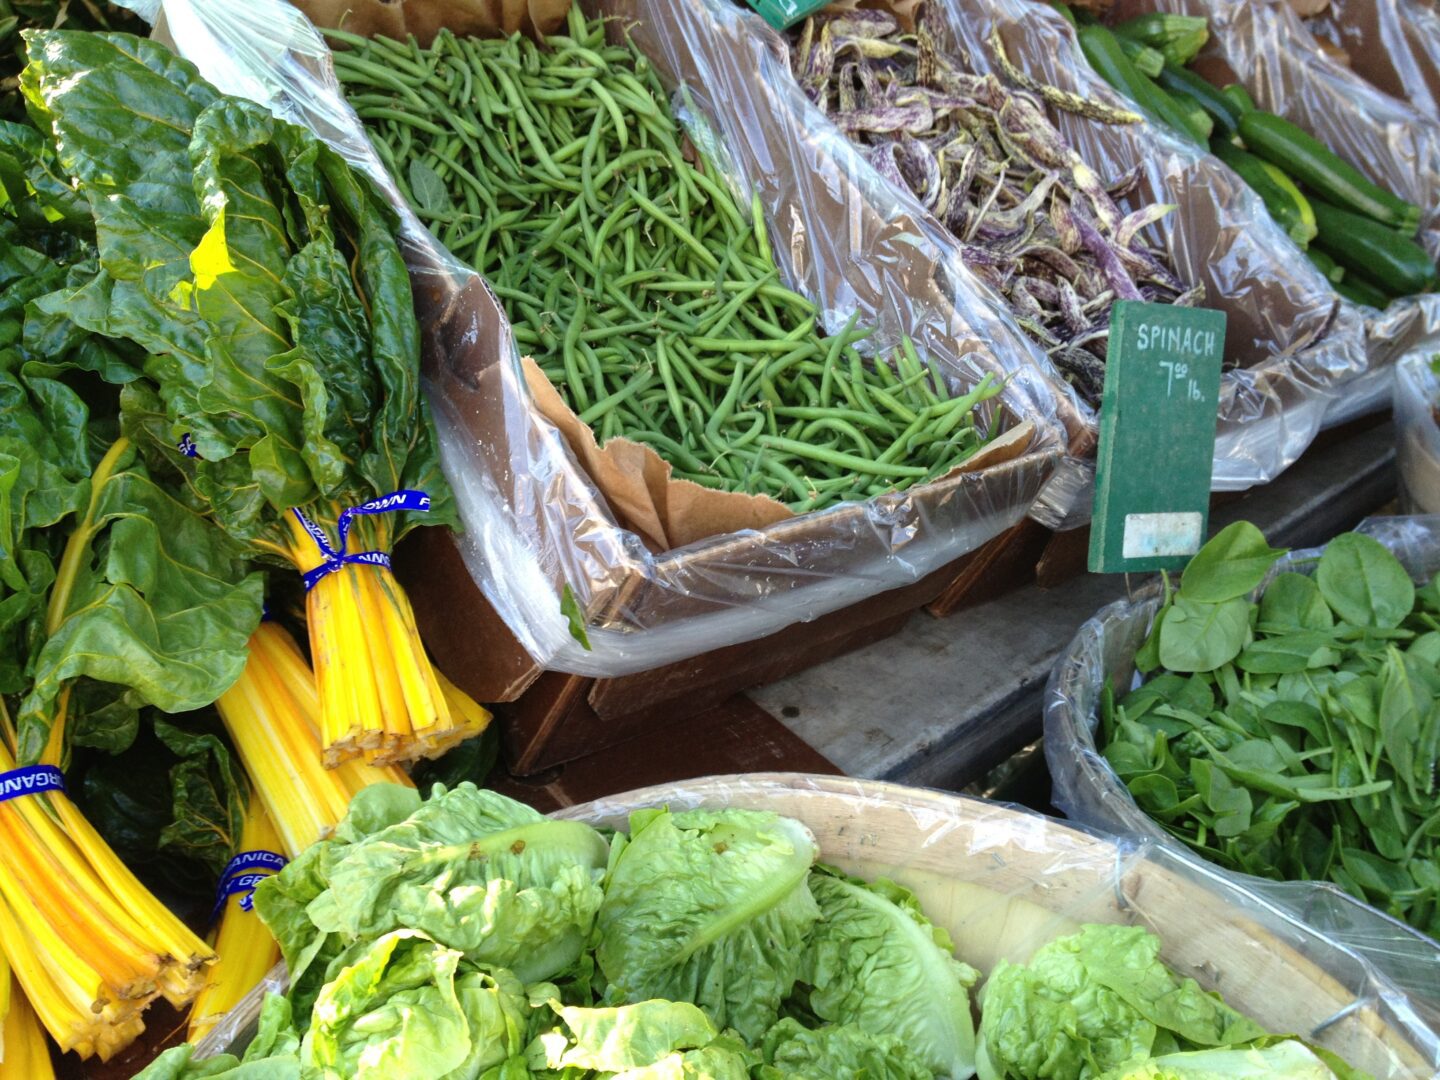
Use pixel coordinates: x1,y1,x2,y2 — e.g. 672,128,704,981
490,697,842,811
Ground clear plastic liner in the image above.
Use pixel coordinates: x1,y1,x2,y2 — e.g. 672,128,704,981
1304,0,1440,121
932,0,1382,529
126,0,1067,679
1395,349,1440,514
194,774,1440,1075
1045,516,1440,1011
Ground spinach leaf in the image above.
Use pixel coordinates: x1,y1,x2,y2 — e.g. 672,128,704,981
1315,533,1415,630
1178,521,1286,603
1096,524,1440,939
1157,597,1249,673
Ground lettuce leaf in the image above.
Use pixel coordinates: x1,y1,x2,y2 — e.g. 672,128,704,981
974,925,1269,1080
758,1017,935,1080
536,999,720,1072
595,808,820,1043
301,930,527,1079
1093,1041,1339,1078
130,992,302,1078
306,784,609,983
257,782,609,1027
799,867,979,1078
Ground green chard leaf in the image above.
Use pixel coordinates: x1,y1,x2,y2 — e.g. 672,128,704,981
23,29,452,562
152,715,248,880
16,446,264,761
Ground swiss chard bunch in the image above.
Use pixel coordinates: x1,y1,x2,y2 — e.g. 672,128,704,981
1101,522,1440,938
0,108,263,764
21,30,485,767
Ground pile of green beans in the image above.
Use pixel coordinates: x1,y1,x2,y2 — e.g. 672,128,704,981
328,5,1006,513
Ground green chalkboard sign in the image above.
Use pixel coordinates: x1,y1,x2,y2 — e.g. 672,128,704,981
1089,300,1226,574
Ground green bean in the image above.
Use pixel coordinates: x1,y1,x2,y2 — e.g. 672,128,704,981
333,19,1006,516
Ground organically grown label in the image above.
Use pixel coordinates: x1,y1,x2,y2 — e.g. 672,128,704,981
1089,300,1226,574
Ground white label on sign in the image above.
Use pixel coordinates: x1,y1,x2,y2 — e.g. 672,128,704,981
1122,512,1203,559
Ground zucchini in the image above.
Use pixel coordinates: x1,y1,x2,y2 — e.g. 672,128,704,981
1311,198,1436,297
1258,161,1316,237
1221,84,1256,114
1208,139,1316,247
1078,24,1207,144
1155,60,1242,136
1112,12,1209,66
1238,112,1422,233
1334,276,1389,308
1305,248,1344,284
1116,33,1164,78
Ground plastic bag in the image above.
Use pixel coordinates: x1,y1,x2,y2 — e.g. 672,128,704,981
127,0,1067,679
1117,0,1440,369
931,0,1387,529
1045,516,1440,1010
1396,350,1440,514
193,774,1440,1075
1303,0,1440,121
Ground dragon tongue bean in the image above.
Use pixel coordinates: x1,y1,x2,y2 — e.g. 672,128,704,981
792,5,1197,405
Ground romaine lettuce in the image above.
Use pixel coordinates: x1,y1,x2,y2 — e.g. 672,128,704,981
256,783,610,1006
799,867,979,1078
595,808,819,1043
302,931,527,1079
974,925,1268,1080
758,1017,935,1079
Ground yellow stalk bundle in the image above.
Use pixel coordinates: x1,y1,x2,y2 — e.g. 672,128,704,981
284,514,490,767
218,622,415,858
187,794,284,1045
0,737,213,1061
0,967,55,1079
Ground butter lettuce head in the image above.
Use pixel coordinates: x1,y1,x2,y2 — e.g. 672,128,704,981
800,867,979,1078
258,783,610,995
525,998,756,1079
974,925,1268,1080
302,930,526,1079
595,808,820,1043
758,1017,935,1080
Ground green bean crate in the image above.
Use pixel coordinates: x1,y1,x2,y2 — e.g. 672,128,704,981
327,5,1009,514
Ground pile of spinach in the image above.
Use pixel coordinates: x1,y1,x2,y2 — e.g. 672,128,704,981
1100,522,1440,939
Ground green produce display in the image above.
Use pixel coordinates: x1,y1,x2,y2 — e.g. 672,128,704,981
134,783,1377,1080
1053,3,1435,305
1310,198,1438,296
328,8,1008,514
1100,522,1440,940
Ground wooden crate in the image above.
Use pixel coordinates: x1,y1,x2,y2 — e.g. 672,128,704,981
397,532,972,774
